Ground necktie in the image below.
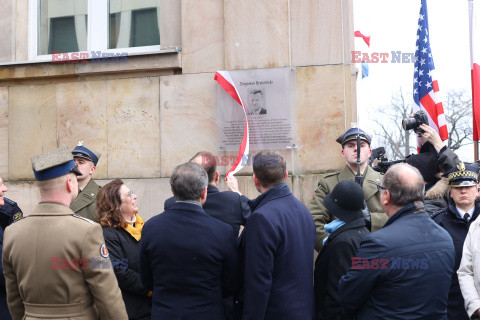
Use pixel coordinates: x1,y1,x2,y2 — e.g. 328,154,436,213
464,213,470,222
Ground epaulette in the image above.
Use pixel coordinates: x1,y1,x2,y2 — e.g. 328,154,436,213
430,210,443,219
322,171,340,178
73,214,95,225
10,215,25,224
3,198,17,206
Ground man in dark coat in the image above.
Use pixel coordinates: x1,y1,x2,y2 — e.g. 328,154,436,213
339,163,455,320
432,163,480,320
235,151,315,320
164,151,250,236
314,180,370,320
139,162,239,320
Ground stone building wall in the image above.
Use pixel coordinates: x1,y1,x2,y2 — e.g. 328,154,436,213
0,0,357,221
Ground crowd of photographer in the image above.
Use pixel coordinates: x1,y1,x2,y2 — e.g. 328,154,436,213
0,110,480,319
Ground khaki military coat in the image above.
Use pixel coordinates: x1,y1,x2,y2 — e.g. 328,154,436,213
307,165,388,251
70,179,101,221
2,203,128,320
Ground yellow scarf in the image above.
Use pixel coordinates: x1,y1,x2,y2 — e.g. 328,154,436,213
122,213,145,241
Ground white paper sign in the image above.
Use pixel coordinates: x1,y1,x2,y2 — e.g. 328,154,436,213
217,67,297,151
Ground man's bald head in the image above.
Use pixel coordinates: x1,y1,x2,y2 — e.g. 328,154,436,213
383,163,425,207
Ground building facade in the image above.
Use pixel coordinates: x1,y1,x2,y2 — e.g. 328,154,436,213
0,0,357,220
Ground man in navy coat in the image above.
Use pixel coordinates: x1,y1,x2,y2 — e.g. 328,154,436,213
139,162,240,320
230,150,315,320
339,163,455,320
164,151,250,236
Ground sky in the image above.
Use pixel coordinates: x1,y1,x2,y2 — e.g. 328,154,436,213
354,0,474,161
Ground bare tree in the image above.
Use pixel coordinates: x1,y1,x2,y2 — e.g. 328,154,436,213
373,88,473,160
373,88,415,159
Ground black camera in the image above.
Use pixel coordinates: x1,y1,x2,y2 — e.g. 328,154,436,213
402,110,429,133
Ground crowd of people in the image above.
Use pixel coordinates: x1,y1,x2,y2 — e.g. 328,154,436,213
0,124,479,320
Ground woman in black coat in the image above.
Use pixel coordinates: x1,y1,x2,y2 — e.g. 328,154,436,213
314,180,370,320
97,179,152,320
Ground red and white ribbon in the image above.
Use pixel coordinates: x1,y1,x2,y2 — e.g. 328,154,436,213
214,71,250,178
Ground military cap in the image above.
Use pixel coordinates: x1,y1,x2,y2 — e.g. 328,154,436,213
31,147,82,181
336,127,372,146
445,162,479,187
72,141,101,166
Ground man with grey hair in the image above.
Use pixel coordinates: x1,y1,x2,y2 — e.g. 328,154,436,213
339,163,455,320
139,162,239,320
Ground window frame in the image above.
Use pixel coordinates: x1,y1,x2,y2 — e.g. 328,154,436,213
28,0,170,63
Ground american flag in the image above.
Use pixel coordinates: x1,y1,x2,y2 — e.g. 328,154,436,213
413,0,448,141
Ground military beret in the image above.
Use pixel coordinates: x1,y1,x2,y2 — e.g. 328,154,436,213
336,127,372,146
72,141,101,166
445,163,479,187
31,147,82,181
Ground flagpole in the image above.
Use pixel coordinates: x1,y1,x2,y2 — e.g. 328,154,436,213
475,141,479,162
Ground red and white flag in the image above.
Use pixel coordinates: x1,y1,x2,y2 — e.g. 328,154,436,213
214,71,250,177
470,0,480,141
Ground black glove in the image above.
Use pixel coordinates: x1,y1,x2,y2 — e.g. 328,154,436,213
362,200,371,231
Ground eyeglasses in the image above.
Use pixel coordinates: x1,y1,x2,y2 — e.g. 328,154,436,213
376,183,387,192
125,191,134,199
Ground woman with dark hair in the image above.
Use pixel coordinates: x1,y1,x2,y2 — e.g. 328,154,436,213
96,179,151,320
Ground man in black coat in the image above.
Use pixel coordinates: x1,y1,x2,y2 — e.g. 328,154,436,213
139,162,239,320
164,151,250,236
339,163,455,320
432,163,480,320
314,180,370,320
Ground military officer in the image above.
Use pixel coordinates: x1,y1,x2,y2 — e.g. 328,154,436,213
2,147,128,320
70,141,102,220
307,127,388,251
0,197,22,231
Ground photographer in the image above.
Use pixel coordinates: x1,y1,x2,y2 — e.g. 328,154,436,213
404,123,461,215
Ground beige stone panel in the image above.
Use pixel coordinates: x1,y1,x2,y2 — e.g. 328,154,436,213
181,0,224,73
0,0,14,62
0,64,75,81
296,65,348,174
290,0,343,66
224,0,289,70
9,84,57,180
4,181,40,216
75,53,181,75
56,81,108,179
15,0,28,61
0,87,8,179
159,0,182,48
296,174,322,206
107,77,160,178
160,73,218,177
96,178,171,222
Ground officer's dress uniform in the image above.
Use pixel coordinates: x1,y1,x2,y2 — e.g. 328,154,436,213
70,142,102,221
307,128,388,251
2,146,127,320
0,198,23,230
70,179,101,221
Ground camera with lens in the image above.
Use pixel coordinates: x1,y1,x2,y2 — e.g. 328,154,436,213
402,110,429,134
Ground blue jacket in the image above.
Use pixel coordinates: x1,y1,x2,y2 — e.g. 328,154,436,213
339,202,455,320
241,183,315,320
164,185,251,236
139,202,240,320
431,198,480,320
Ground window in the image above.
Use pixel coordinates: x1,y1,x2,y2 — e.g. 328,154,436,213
29,0,169,61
